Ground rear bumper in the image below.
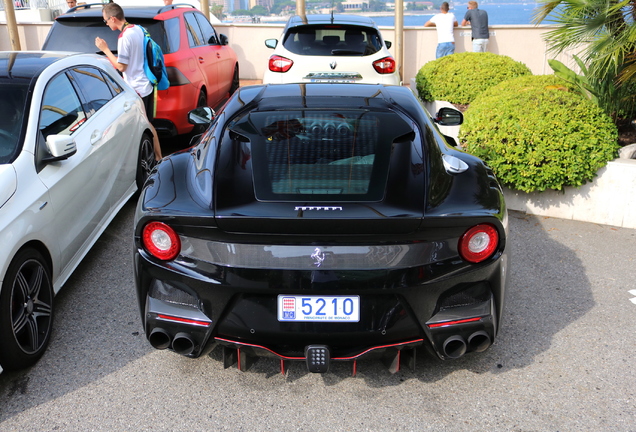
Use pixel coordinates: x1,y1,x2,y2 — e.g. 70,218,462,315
134,247,508,370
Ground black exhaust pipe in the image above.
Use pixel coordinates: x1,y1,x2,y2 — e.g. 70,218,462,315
148,328,171,350
172,332,196,355
442,336,467,359
467,331,491,352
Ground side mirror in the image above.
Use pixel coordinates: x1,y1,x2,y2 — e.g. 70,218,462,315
385,40,392,49
434,107,463,126
45,134,76,161
219,34,229,45
188,107,215,125
265,39,278,49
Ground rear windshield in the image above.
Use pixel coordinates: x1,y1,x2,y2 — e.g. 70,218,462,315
282,25,383,56
43,19,171,54
226,109,414,202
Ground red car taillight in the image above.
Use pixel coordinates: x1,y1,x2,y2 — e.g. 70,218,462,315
458,224,499,263
268,55,294,73
142,221,181,261
372,56,396,74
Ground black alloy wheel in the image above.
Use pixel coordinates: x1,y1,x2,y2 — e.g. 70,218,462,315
193,89,208,134
0,249,54,371
136,132,155,190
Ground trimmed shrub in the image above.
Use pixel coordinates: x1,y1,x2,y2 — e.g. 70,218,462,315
416,52,532,104
460,75,619,193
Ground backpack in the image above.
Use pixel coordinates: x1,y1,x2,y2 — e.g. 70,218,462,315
139,26,170,91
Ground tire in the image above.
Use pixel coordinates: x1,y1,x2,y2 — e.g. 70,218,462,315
197,89,207,108
229,64,240,96
192,90,208,135
136,132,154,190
0,249,54,371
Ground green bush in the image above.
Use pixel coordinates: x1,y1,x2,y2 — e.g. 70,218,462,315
460,75,619,193
415,52,532,104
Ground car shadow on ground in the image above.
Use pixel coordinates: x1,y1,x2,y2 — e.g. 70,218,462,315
0,209,594,419
0,198,152,416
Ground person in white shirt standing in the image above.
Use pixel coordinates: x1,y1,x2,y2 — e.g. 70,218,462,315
424,2,458,59
95,2,162,161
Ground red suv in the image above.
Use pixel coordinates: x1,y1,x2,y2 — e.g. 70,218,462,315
43,4,239,136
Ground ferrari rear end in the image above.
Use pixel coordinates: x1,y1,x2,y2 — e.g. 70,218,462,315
133,83,509,374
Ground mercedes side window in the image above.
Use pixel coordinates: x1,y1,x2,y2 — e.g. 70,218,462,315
39,72,87,139
102,69,124,96
69,67,115,117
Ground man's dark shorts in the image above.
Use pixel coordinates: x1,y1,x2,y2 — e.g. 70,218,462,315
142,91,155,121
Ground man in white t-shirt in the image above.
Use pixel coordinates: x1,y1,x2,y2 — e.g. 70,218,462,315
95,2,162,161
424,2,458,59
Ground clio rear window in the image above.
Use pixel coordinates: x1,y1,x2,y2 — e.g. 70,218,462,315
226,109,414,202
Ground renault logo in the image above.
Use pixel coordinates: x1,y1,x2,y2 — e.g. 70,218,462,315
330,61,337,70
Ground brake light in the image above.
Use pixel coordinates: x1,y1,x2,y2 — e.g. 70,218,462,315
269,55,293,73
142,221,181,261
372,56,396,74
458,224,499,263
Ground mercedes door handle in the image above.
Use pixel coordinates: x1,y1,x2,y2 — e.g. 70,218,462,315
90,130,101,145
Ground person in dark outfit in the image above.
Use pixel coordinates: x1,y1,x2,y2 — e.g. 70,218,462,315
462,1,489,52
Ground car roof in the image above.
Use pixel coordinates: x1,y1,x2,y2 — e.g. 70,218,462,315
234,83,418,112
57,3,198,20
0,51,77,81
285,14,380,29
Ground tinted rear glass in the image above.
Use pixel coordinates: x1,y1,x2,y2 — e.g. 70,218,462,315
226,109,413,201
282,25,382,56
43,19,167,54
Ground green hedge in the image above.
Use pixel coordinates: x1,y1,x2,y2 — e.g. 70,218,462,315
415,52,532,104
460,75,619,193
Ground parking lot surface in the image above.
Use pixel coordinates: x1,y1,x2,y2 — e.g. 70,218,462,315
1,201,635,431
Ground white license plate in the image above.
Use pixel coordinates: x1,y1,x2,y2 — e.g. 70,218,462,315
310,79,355,83
277,295,360,322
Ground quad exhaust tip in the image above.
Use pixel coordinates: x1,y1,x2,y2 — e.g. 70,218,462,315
468,331,491,353
148,328,171,350
172,332,196,356
442,335,467,359
442,331,492,358
148,328,197,356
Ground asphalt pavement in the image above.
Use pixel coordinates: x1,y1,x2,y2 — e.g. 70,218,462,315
0,200,635,431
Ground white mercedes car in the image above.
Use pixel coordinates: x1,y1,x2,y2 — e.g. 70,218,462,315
262,14,402,86
0,51,155,372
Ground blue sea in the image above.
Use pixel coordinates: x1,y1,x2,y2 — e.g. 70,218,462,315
374,3,542,26
373,3,548,27
248,4,546,26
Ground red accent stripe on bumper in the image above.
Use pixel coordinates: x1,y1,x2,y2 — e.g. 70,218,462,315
214,337,424,360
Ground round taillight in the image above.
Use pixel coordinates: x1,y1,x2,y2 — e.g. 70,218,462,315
458,224,499,263
142,222,181,261
268,55,293,73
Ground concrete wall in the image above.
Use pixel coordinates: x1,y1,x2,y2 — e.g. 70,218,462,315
0,21,580,83
0,21,53,50
503,159,636,229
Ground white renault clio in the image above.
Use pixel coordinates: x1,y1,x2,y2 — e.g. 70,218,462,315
263,14,402,85
0,51,155,372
